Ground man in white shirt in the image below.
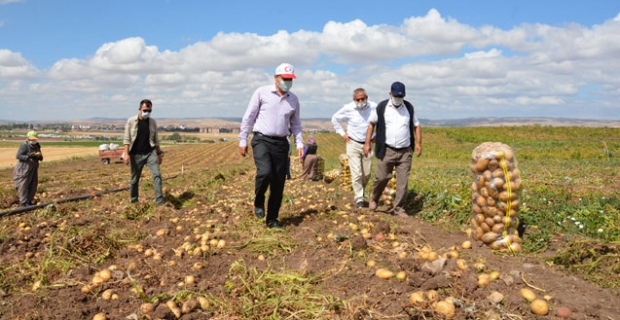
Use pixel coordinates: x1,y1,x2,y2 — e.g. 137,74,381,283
332,88,377,208
363,82,422,217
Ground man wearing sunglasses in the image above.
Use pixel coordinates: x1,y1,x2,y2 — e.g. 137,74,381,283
123,99,165,206
331,88,377,208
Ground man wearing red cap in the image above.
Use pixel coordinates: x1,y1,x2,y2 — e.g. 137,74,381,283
239,63,304,229
363,81,422,217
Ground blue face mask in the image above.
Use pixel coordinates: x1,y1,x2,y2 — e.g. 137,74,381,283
141,111,151,119
279,79,293,92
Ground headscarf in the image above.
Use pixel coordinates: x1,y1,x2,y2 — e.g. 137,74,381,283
307,135,316,145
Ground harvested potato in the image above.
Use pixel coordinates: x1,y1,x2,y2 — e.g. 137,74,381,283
520,288,537,302
410,291,426,306
531,299,549,315
470,142,522,251
375,268,394,279
434,300,456,318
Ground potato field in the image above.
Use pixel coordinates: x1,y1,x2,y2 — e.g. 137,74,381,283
0,126,619,319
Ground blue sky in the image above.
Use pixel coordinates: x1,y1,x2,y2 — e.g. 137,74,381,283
1,0,619,121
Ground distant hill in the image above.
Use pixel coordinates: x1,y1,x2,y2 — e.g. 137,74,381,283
1,117,619,128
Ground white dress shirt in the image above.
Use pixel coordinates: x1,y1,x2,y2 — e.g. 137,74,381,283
331,101,377,142
368,100,420,148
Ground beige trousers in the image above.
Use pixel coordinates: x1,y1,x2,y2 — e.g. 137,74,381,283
346,141,373,203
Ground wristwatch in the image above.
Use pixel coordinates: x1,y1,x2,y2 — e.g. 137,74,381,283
157,151,164,157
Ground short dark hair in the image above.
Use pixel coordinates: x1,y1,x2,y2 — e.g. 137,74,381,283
140,99,152,109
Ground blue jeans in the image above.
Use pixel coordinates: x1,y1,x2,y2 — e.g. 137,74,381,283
130,150,164,204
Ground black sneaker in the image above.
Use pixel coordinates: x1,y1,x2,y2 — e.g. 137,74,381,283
254,207,265,219
267,220,284,230
356,201,364,208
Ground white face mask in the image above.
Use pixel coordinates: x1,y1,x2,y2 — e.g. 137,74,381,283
28,140,38,145
141,111,151,119
392,97,404,106
279,79,293,92
355,101,367,110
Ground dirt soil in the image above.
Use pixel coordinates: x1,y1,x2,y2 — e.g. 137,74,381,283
0,152,618,320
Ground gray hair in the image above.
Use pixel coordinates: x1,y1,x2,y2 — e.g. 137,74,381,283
352,88,367,97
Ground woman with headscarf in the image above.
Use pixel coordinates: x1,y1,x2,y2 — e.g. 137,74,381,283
300,135,319,181
13,131,43,207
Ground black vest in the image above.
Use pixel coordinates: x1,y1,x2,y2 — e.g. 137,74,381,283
374,99,415,160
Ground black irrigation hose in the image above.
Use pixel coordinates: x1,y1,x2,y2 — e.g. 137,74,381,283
0,174,180,219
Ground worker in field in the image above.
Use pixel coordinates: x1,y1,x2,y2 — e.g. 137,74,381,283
238,63,304,230
363,82,422,217
331,88,378,208
13,130,43,207
123,99,166,206
300,135,319,181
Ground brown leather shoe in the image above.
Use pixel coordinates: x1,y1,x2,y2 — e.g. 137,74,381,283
368,200,377,211
394,208,408,218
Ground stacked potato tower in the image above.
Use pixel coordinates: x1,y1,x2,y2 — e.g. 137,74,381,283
338,154,352,191
381,169,397,207
315,156,324,181
470,142,523,252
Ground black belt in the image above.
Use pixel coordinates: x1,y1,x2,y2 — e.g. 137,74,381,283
350,138,365,144
253,132,287,141
387,145,410,152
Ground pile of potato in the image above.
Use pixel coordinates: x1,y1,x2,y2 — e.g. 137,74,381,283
316,156,325,181
381,169,397,207
470,142,522,252
338,154,352,191
323,169,340,183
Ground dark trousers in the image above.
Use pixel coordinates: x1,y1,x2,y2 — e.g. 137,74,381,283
251,134,289,223
129,150,164,204
371,146,413,212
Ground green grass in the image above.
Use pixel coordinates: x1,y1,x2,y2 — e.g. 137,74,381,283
312,127,620,250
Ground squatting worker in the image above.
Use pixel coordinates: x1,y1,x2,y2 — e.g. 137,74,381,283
123,99,166,205
363,81,422,217
238,63,304,230
13,131,43,207
331,88,377,208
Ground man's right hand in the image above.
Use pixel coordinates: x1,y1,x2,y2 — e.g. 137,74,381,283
124,156,130,166
342,133,350,143
363,144,371,157
239,146,248,157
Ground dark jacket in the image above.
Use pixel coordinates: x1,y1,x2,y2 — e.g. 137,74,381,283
374,99,415,160
16,141,43,162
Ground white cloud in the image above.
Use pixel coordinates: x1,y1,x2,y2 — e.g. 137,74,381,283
1,9,620,121
0,49,39,79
